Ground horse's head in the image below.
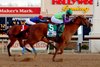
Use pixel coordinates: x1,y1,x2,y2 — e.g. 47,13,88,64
74,15,93,27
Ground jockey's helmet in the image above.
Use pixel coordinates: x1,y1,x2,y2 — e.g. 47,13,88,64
38,15,43,19
66,9,73,15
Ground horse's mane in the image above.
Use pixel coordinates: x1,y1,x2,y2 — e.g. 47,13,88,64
65,15,84,25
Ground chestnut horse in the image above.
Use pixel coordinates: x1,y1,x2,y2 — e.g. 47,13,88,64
7,25,36,56
7,18,51,56
23,15,92,61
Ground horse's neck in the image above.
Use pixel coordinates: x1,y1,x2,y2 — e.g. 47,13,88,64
65,23,80,35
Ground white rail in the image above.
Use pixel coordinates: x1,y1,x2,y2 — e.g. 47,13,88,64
0,34,100,53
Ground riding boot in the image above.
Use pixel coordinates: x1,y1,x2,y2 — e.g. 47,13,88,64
56,23,64,42
57,23,64,33
56,24,60,42
57,24,60,33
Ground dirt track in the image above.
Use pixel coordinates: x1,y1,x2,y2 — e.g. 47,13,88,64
0,53,100,67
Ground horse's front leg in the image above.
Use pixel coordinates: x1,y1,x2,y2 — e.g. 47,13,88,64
52,43,63,62
57,49,63,54
57,42,65,54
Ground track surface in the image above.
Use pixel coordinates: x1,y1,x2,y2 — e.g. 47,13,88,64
0,53,100,67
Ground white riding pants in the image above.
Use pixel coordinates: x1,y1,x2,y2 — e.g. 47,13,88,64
25,18,36,25
51,16,63,24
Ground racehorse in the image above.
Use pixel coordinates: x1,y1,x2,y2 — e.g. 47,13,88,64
7,17,51,56
7,25,34,56
23,15,92,61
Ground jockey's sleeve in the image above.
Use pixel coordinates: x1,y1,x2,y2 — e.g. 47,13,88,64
62,14,70,24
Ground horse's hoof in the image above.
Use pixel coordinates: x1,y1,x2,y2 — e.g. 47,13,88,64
34,55,37,58
17,53,22,57
58,58,63,62
48,52,54,55
53,58,63,62
17,54,22,57
9,55,12,57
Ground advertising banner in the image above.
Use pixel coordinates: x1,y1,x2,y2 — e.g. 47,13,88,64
0,7,41,14
10,41,47,51
0,0,41,15
42,0,93,15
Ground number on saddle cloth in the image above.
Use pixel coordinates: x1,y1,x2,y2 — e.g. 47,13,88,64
47,23,65,37
47,23,57,37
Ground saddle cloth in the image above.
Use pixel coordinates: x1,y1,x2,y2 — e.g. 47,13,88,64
47,23,65,37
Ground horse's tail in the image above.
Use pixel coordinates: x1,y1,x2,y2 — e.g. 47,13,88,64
6,25,19,37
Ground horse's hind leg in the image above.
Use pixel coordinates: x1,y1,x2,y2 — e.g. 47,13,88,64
30,44,37,56
24,40,37,57
18,38,32,54
7,38,16,56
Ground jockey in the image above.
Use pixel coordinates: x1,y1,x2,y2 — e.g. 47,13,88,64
51,9,73,41
25,15,48,25
51,9,73,24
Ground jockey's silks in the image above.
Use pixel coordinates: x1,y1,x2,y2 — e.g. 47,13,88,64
54,12,66,20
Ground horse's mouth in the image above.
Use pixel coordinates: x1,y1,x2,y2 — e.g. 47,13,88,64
86,22,93,28
89,23,93,27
